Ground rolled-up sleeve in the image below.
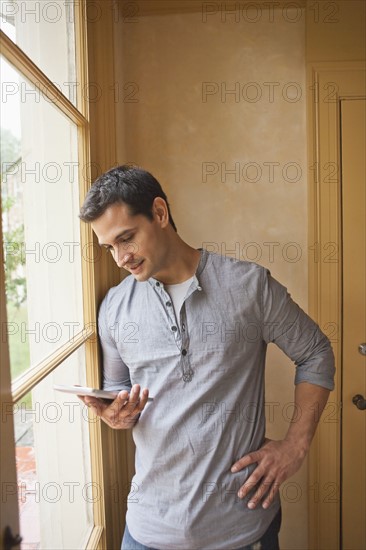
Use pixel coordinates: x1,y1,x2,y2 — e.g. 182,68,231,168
98,290,132,392
261,268,335,390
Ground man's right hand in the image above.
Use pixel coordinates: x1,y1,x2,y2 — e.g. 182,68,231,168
79,384,150,429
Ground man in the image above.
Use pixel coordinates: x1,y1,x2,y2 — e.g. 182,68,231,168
79,165,335,550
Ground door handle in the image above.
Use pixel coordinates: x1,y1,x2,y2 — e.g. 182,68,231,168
352,394,366,410
358,343,366,355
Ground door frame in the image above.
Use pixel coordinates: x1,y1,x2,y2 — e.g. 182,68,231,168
306,61,366,550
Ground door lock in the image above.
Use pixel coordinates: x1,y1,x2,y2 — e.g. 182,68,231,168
352,394,366,410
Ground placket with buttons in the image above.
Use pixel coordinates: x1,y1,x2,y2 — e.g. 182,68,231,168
151,277,202,382
179,302,193,382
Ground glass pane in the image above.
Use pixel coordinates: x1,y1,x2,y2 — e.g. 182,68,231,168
1,56,84,382
14,347,94,549
0,0,77,105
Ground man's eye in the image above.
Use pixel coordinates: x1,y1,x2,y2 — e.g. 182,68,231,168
119,236,133,245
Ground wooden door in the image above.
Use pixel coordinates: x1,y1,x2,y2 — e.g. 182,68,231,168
341,98,366,550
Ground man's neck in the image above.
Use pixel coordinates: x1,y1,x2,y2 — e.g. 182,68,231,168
154,238,201,285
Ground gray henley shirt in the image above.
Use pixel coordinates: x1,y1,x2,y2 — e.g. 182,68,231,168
98,248,335,550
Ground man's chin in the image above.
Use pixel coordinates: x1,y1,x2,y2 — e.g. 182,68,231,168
127,260,145,277
130,264,150,282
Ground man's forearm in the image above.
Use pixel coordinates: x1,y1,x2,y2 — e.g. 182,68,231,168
284,381,330,457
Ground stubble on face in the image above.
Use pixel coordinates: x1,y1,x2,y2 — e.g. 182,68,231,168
91,202,169,282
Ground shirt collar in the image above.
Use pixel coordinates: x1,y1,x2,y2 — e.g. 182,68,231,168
148,247,208,289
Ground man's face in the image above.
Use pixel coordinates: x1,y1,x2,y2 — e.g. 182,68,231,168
91,201,169,282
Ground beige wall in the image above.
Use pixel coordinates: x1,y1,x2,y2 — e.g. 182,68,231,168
306,0,366,62
114,4,308,549
112,1,364,548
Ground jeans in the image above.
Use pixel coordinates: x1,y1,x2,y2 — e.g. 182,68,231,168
121,507,282,550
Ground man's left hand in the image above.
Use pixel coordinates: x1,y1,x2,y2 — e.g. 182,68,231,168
231,438,306,509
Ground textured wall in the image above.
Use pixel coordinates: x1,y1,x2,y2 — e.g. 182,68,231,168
114,6,309,548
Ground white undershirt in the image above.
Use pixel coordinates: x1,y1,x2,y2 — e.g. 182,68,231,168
165,276,195,328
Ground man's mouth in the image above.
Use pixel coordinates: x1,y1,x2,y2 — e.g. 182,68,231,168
127,260,144,272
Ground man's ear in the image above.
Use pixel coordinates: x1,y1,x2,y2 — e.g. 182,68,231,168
152,197,169,228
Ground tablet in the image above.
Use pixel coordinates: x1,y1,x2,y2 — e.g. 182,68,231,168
54,384,154,401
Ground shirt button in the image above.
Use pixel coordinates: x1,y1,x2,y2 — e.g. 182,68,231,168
156,282,160,287
171,326,177,332
166,301,172,307
182,349,187,356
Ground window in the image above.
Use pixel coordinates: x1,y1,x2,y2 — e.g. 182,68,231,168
1,2,105,548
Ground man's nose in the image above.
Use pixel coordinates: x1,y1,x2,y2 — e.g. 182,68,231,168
115,250,133,268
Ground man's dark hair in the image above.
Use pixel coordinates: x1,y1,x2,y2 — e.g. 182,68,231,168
79,165,177,232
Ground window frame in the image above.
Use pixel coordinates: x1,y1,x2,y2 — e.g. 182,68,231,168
0,1,107,547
